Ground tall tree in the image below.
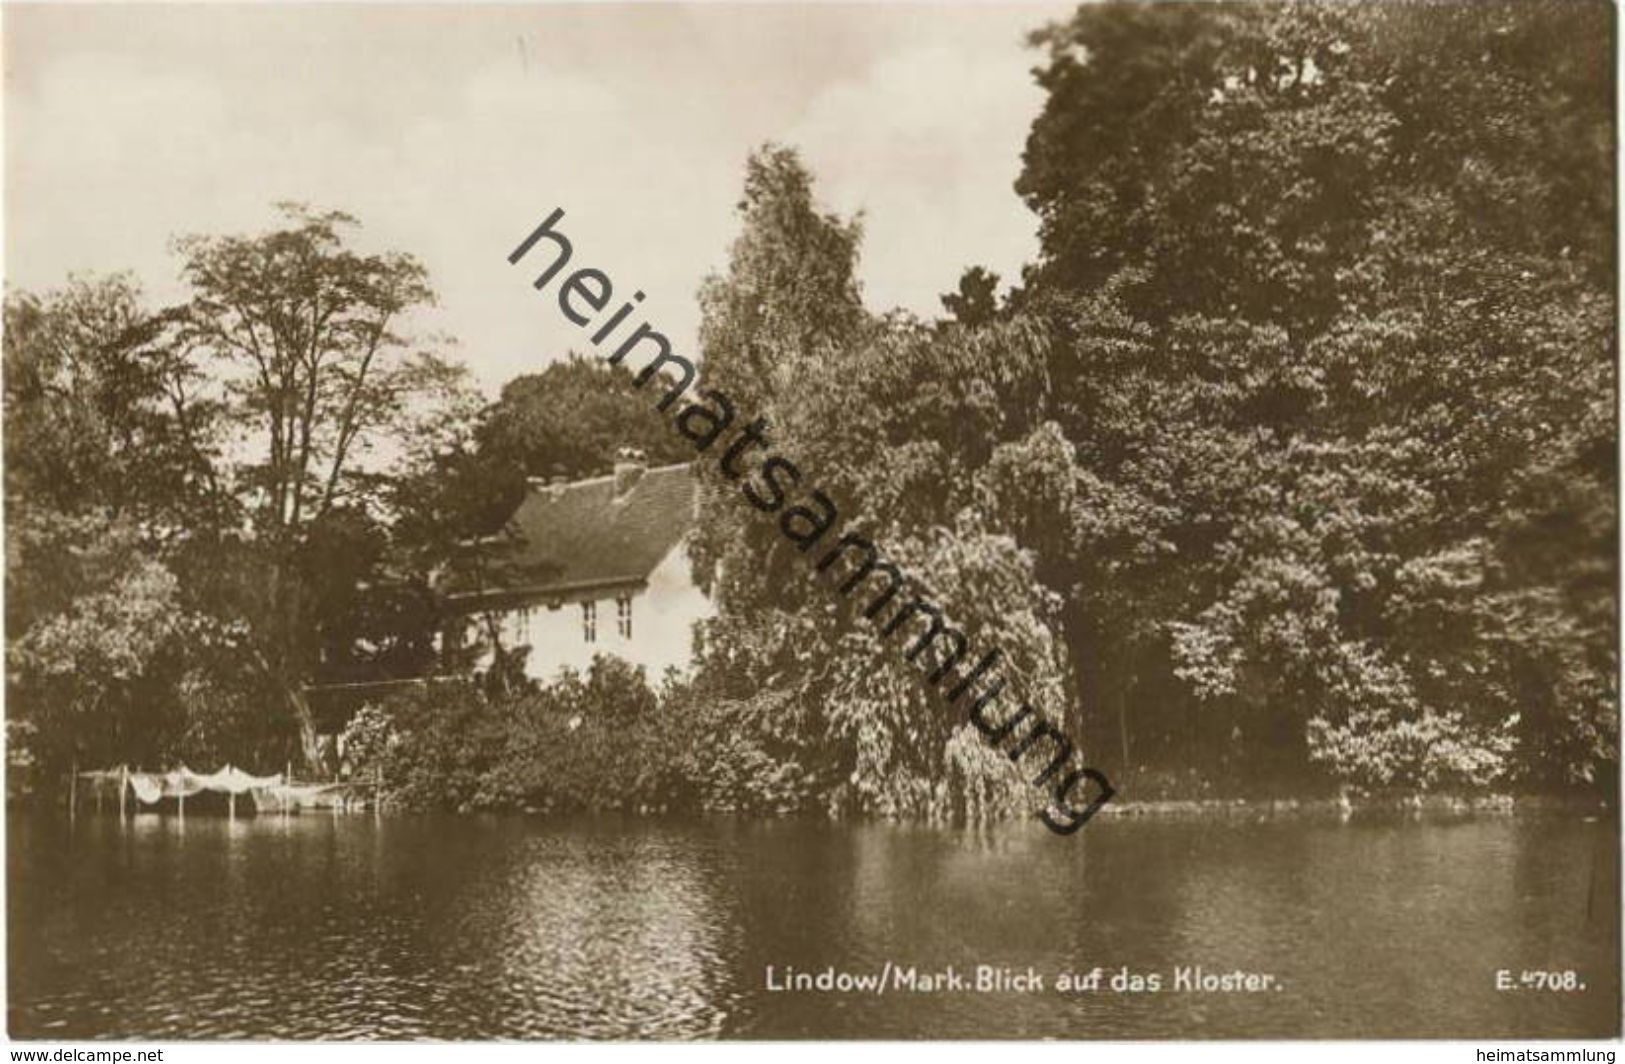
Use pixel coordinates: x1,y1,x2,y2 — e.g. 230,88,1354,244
3,277,234,780
2,275,213,530
1012,0,1615,791
688,147,1087,820
174,204,466,764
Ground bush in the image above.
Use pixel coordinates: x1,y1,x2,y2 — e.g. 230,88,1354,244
344,658,713,814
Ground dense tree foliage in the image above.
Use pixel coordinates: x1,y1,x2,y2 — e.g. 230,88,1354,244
1008,0,1615,792
4,278,257,783
684,148,1079,821
475,355,692,483
7,1,1613,812
172,205,469,761
675,0,1614,808
341,659,707,813
5,210,473,781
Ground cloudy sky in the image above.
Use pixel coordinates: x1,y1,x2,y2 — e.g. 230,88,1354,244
5,2,1071,395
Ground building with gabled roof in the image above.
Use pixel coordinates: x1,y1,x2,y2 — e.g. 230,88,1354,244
440,454,713,681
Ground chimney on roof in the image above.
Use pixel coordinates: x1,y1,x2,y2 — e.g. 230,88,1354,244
613,446,646,498
529,466,573,498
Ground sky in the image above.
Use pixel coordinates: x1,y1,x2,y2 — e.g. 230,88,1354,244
4,1,1073,397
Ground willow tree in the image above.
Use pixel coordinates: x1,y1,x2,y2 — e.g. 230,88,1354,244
686,148,1085,821
175,205,464,765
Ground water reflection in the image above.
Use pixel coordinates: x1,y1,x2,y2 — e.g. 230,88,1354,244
7,811,1619,1039
435,828,738,1037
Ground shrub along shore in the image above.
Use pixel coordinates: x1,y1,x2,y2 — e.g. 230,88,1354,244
332,659,1611,824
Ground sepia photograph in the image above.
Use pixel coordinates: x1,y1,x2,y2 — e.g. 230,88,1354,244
1,0,1619,1045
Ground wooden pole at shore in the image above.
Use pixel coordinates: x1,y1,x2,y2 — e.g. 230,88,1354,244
69,760,77,824
119,765,127,821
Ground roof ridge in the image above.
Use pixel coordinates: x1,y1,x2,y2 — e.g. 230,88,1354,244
533,460,694,493
444,458,700,604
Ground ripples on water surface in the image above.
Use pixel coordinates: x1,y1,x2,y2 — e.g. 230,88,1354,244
8,812,1619,1039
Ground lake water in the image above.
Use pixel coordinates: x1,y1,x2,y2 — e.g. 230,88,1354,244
8,811,1619,1039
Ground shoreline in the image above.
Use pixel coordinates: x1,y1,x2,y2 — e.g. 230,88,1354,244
1094,792,1615,820
16,787,1615,825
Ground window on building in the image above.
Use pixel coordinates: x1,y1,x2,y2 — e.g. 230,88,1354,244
616,595,633,639
441,618,467,656
581,600,597,643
